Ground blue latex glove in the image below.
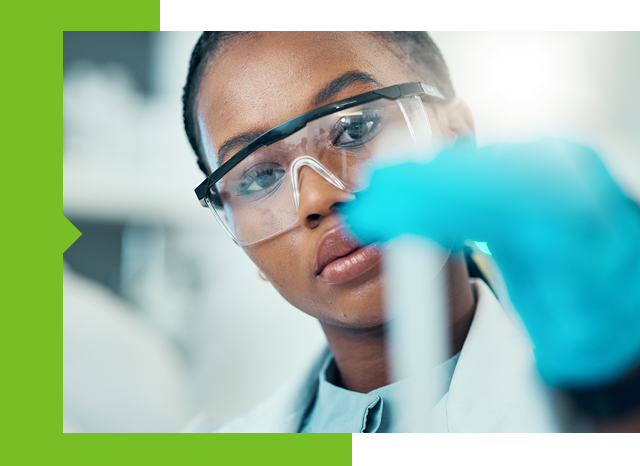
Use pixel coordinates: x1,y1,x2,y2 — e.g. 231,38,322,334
343,138,640,389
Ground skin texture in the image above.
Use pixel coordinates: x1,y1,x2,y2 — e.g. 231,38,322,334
196,32,477,393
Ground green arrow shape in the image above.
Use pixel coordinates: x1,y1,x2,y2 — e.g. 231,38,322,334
62,215,82,253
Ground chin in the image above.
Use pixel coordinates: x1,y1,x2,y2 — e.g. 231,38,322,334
323,309,387,329
316,269,388,329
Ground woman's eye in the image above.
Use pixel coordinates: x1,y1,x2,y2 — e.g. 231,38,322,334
237,164,285,197
333,113,382,146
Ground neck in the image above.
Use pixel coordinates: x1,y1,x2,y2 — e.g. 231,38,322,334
320,251,476,393
320,320,391,393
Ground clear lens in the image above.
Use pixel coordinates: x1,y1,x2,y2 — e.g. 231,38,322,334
207,96,433,246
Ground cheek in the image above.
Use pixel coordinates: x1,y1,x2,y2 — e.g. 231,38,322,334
243,229,313,302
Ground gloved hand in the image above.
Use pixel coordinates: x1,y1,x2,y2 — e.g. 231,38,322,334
342,138,640,389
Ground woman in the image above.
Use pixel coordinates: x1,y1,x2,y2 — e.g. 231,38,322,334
181,32,640,432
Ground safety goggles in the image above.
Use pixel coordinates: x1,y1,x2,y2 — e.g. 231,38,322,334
194,82,445,246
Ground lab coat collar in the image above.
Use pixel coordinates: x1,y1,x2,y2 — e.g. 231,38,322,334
191,278,561,432
445,279,561,432
208,344,329,433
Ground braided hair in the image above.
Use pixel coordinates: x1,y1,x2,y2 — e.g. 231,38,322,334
181,32,456,176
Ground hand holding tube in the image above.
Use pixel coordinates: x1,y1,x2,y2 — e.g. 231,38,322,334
342,138,640,390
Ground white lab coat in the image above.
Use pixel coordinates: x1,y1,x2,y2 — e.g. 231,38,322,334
185,279,564,433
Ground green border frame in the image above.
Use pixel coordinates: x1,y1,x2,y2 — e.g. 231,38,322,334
2,0,350,463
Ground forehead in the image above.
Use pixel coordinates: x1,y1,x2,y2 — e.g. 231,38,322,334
196,32,420,170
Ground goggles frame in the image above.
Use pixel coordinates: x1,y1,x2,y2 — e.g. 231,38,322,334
194,81,445,206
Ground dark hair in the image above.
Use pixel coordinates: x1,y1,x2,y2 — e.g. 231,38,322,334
182,32,456,176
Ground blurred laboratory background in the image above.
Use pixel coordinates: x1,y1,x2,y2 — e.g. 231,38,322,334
63,32,640,433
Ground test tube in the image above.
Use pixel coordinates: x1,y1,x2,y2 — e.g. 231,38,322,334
385,235,449,432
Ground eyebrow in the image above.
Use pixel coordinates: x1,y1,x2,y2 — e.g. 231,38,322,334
312,71,382,107
217,130,263,167
216,71,383,166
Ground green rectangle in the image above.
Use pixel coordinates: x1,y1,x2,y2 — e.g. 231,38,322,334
61,434,352,464
4,1,352,465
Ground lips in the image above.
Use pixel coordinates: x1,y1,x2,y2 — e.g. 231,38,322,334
314,227,383,285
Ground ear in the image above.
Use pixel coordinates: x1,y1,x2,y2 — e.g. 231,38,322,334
434,98,476,149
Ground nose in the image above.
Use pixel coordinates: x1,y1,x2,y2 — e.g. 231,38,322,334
296,166,354,229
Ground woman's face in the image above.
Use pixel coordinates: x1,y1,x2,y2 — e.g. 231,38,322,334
196,32,454,329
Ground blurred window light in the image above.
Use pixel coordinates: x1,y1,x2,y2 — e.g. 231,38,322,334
63,31,157,96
